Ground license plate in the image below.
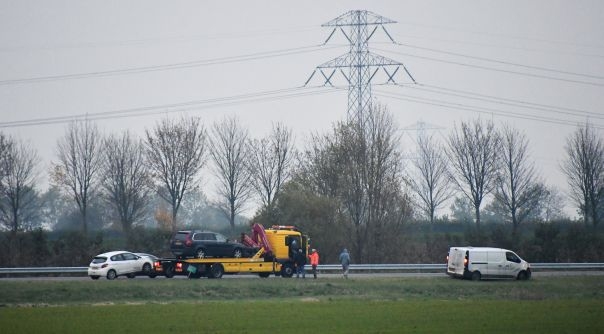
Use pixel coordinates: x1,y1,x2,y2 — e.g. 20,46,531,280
174,241,182,246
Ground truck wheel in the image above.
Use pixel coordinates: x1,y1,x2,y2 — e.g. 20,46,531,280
196,248,207,259
471,271,481,281
126,273,136,279
165,265,175,278
209,264,224,279
281,263,295,278
258,272,270,278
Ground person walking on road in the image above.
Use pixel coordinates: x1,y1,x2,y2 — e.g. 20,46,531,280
309,249,320,279
339,248,350,279
294,248,306,278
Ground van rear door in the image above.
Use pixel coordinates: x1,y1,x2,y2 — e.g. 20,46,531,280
446,248,465,276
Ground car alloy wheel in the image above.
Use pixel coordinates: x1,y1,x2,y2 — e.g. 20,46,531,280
107,269,117,280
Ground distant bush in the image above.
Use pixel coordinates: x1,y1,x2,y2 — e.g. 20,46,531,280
0,221,602,266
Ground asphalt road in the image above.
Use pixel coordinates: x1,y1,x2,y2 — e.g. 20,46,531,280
1,271,602,281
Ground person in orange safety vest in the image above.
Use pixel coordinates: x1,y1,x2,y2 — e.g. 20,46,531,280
309,249,320,279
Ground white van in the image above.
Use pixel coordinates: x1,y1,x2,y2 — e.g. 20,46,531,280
447,247,531,281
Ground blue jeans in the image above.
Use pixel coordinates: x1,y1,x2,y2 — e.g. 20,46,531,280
296,265,305,278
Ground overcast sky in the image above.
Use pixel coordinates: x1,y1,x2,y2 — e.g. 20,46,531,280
1,1,603,217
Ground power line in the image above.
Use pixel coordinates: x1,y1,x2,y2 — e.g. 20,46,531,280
395,42,604,80
375,48,604,87
373,88,604,130
387,34,604,59
406,84,604,120
0,86,341,128
0,25,320,53
0,44,344,86
396,20,604,51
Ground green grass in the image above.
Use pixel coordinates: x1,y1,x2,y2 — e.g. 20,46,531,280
1,275,603,305
0,300,602,333
0,276,603,333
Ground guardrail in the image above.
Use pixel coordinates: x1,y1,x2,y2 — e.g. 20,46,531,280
1,263,603,275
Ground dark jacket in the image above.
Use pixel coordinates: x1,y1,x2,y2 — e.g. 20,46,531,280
294,250,307,266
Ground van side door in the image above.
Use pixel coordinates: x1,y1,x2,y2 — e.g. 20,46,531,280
486,251,506,278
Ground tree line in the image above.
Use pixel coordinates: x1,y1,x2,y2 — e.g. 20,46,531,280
0,104,603,265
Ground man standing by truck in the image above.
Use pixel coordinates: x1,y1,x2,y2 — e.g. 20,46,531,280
294,249,306,278
309,249,319,279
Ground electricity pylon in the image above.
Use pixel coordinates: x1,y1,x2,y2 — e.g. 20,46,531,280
305,10,416,125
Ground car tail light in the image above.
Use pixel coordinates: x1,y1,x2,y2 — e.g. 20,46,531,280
185,234,193,247
154,261,161,269
101,263,108,268
176,262,183,270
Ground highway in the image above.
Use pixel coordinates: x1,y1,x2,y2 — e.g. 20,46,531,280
1,270,602,281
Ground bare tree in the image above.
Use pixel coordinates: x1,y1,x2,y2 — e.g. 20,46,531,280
53,120,102,234
408,133,453,224
249,122,294,218
101,131,151,236
0,133,10,179
494,125,545,235
448,119,501,226
562,123,604,226
145,116,207,231
209,117,253,230
538,185,567,222
331,104,408,262
0,136,40,233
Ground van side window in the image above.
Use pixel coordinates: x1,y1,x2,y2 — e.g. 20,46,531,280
506,252,520,263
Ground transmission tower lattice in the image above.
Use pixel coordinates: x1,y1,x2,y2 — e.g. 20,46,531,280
305,10,416,124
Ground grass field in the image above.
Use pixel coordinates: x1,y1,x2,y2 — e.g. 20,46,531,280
1,275,603,333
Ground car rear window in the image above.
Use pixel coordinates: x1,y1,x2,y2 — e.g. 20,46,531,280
174,232,190,241
92,257,107,264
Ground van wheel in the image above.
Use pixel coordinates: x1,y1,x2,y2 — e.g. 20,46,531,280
517,271,529,281
471,271,481,281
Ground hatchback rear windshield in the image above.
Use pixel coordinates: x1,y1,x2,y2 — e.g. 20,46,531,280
174,232,189,241
92,257,107,264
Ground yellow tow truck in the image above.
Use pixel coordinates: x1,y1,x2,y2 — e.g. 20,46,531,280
153,224,309,279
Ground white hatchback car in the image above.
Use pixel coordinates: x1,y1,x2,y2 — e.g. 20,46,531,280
88,251,155,280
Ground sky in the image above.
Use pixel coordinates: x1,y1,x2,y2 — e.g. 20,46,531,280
1,0,603,218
